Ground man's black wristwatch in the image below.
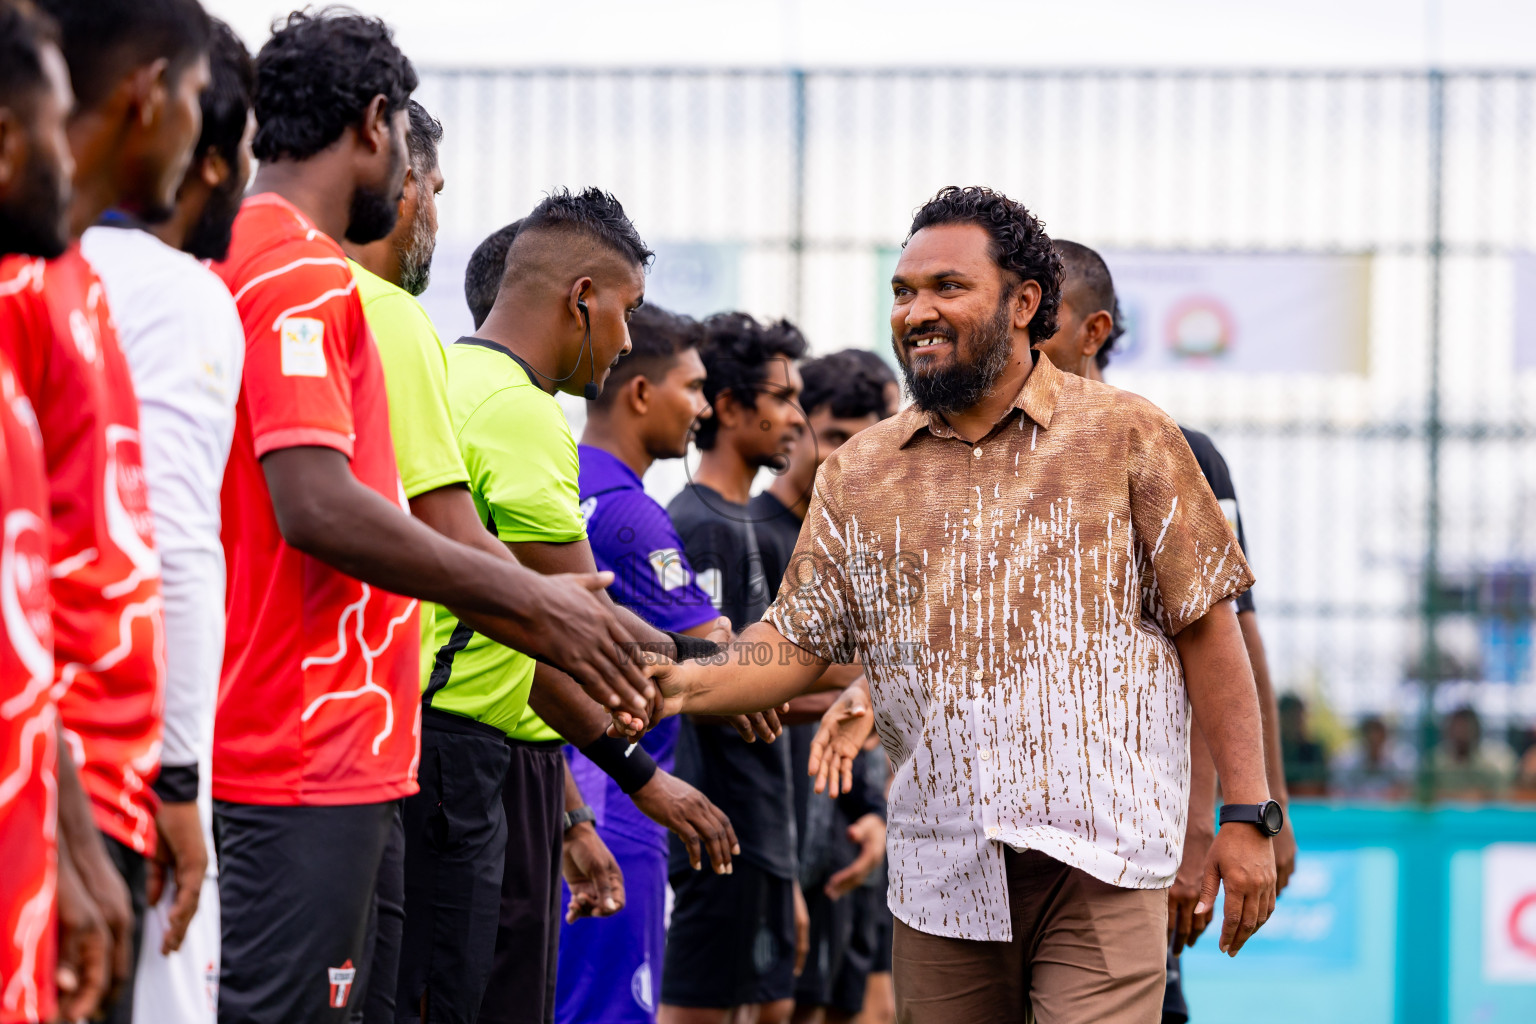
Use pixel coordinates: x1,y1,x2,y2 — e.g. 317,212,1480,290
563,805,596,833
1219,800,1284,837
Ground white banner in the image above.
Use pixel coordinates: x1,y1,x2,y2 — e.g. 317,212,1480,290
1483,842,1536,982
1513,253,1536,370
1101,251,1372,374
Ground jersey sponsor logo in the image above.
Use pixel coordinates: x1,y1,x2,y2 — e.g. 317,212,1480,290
280,317,327,377
2,509,52,688
647,548,690,592
327,959,356,1008
579,496,598,524
67,308,99,366
101,426,160,599
630,961,654,1013
696,568,723,610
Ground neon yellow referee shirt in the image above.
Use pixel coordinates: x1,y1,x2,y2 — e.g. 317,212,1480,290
425,338,584,739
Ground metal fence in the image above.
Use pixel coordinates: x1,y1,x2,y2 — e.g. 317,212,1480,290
413,68,1536,794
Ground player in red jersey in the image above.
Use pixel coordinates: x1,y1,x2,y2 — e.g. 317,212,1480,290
213,12,652,1023
0,2,212,1021
0,7,111,1022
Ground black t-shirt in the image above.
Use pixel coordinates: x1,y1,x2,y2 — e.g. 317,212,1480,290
749,491,803,602
752,491,887,885
1180,427,1256,614
667,483,796,879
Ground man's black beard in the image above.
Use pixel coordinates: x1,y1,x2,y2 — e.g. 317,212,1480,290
396,203,436,297
345,179,401,245
180,176,245,262
0,151,69,259
345,138,406,245
895,297,1014,416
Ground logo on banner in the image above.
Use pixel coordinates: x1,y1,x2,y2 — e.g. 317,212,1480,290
1165,295,1235,359
327,960,357,1008
1485,844,1536,981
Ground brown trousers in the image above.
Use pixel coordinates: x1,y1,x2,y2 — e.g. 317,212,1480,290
892,848,1168,1024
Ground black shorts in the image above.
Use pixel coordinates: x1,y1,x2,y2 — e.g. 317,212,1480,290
96,836,147,1024
662,860,797,1008
477,739,565,1024
397,710,512,1024
1162,945,1189,1024
794,883,858,1011
360,805,404,1024
214,800,397,1024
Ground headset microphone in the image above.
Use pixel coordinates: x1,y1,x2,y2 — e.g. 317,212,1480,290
520,296,599,399
578,300,599,401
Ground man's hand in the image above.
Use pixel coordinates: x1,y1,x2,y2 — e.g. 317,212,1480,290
629,770,739,874
562,822,625,922
809,682,873,797
1168,824,1215,954
792,881,809,977
74,836,133,998
1194,825,1277,956
825,813,886,900
148,801,207,954
1273,814,1297,895
523,571,656,715
55,843,110,1021
720,707,787,744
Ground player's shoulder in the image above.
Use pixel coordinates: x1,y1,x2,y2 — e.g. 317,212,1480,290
585,483,675,547
1178,425,1221,464
451,344,559,427
221,195,351,296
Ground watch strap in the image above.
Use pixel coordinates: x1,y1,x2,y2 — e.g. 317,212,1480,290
563,805,596,832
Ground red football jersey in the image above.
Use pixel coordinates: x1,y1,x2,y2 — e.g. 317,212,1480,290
0,248,163,856
0,347,57,1024
212,193,419,806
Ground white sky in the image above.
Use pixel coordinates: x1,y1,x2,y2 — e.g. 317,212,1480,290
203,0,1536,71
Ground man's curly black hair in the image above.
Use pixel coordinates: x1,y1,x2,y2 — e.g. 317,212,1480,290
693,312,808,451
800,350,889,422
36,0,211,111
906,185,1063,345
516,186,654,269
197,19,253,174
252,7,417,163
0,0,59,109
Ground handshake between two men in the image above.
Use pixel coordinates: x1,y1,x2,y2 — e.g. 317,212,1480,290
607,609,1282,961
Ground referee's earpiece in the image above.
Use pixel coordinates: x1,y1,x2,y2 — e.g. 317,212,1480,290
577,299,598,401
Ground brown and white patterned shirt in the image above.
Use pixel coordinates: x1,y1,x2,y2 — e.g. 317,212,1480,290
763,352,1254,941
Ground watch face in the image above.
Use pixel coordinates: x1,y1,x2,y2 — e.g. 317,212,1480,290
1262,801,1284,835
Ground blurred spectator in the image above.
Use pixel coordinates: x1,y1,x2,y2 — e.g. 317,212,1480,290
1517,727,1536,799
1280,694,1330,796
1331,715,1414,801
1432,706,1515,800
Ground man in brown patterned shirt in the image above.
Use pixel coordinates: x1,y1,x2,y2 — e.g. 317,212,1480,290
636,187,1278,1024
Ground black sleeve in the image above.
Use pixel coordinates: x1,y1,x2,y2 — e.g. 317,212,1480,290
1180,427,1255,613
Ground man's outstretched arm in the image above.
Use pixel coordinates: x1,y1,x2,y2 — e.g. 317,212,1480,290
1175,598,1277,957
262,447,652,713
645,621,830,722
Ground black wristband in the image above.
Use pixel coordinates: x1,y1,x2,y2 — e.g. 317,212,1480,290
152,764,199,804
579,733,658,795
664,630,723,662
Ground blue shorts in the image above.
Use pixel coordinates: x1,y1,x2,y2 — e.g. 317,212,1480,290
555,829,667,1024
